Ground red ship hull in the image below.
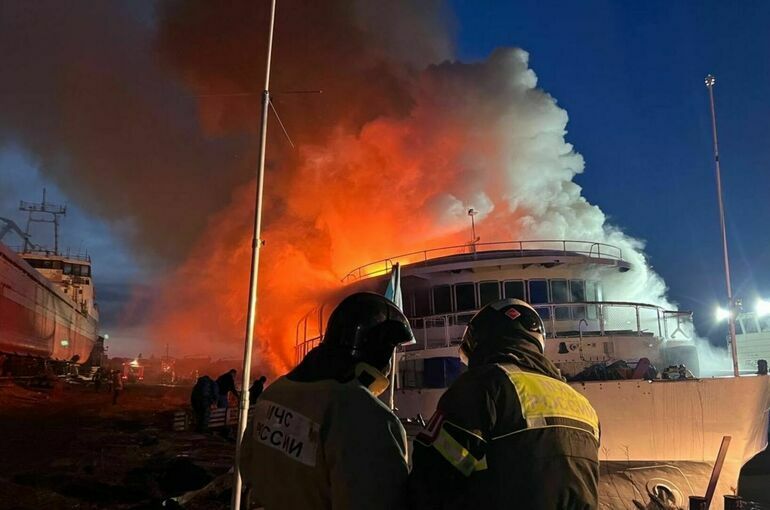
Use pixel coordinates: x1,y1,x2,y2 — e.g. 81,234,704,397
0,243,97,362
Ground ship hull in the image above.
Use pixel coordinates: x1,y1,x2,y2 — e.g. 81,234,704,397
395,376,770,509
0,243,97,363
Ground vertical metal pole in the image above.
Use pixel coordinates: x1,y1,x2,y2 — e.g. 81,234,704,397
705,75,740,377
231,1,277,509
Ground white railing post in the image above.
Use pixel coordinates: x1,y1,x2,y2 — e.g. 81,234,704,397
635,306,641,335
598,304,605,336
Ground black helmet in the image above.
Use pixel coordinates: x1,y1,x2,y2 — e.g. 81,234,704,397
322,292,414,372
460,298,546,362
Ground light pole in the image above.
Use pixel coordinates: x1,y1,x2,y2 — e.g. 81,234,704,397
468,208,479,253
231,1,278,508
705,74,740,377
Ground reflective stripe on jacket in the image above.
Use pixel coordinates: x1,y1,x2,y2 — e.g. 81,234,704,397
240,376,409,510
410,360,600,510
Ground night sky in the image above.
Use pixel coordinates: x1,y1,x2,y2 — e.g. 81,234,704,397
2,1,769,354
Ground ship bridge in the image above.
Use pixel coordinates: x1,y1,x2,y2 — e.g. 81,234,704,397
296,240,695,368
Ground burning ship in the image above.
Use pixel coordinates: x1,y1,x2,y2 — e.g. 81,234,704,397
0,192,99,374
295,240,770,509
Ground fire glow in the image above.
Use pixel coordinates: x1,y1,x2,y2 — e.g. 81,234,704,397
149,47,669,377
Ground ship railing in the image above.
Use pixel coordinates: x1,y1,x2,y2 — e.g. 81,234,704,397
403,301,693,352
341,240,623,283
292,301,693,363
294,305,326,364
8,245,91,262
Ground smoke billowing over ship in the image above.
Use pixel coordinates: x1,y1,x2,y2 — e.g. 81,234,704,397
2,1,682,376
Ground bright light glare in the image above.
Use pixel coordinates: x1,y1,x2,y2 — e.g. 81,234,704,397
715,307,731,321
757,299,770,317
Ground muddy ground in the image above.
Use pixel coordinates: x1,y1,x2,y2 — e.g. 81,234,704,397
0,380,235,509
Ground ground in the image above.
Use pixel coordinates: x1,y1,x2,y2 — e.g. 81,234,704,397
0,379,235,509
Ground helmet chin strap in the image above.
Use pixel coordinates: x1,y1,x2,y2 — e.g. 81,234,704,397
354,362,390,397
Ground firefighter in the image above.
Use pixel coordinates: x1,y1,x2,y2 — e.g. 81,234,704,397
215,369,239,408
409,299,600,510
239,292,414,510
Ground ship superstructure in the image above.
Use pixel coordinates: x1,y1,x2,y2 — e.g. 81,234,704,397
296,239,770,509
729,309,770,372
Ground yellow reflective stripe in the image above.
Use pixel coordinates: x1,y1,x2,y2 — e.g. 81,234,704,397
432,427,488,477
500,366,600,441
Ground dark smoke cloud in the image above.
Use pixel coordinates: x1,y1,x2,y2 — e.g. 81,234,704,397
0,0,451,264
0,0,251,261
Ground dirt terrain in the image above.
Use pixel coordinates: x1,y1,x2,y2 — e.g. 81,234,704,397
0,380,234,509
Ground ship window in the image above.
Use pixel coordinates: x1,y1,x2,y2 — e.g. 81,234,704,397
503,280,526,301
414,288,430,317
529,280,549,303
52,260,62,270
586,281,598,301
743,318,759,334
479,281,500,307
432,285,452,315
760,316,770,333
529,280,550,319
454,283,476,312
403,293,414,316
63,263,72,274
735,322,744,335
399,359,424,389
570,280,586,302
551,280,570,321
551,280,569,303
570,280,586,319
585,281,599,320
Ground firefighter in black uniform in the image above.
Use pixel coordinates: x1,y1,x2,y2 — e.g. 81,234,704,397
240,292,414,510
409,298,600,510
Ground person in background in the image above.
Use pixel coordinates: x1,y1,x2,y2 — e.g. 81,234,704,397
93,366,103,392
409,299,600,510
240,292,414,510
215,369,239,408
249,375,267,406
191,375,219,432
111,370,124,405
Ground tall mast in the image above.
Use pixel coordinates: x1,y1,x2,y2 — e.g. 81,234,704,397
19,188,67,254
231,1,278,508
704,74,739,377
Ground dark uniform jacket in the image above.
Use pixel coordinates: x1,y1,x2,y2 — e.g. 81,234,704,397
240,346,409,510
216,372,237,397
409,340,600,510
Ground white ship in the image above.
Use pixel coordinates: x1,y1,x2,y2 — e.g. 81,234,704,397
728,308,770,373
296,240,770,509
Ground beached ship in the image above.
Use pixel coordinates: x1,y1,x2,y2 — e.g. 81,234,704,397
296,240,770,509
0,193,99,374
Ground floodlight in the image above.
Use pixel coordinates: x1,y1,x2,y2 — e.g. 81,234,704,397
715,306,731,321
756,299,770,317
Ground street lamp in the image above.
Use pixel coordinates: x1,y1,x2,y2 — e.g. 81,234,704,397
705,74,740,377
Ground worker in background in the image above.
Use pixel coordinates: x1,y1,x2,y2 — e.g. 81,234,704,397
191,375,219,432
249,375,267,406
240,292,414,510
93,366,103,392
111,370,124,405
409,299,600,510
215,369,239,408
